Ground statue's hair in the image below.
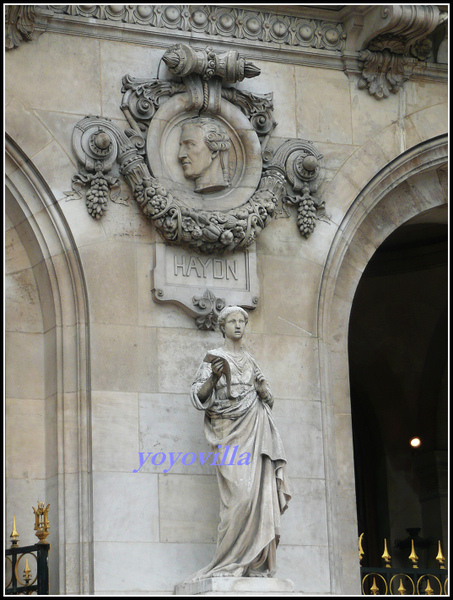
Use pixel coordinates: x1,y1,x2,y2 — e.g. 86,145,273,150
217,306,249,336
184,117,232,152
181,118,231,186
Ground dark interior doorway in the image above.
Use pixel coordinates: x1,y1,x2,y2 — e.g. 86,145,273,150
348,206,448,569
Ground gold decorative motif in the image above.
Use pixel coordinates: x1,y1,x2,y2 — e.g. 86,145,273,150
14,552,38,587
416,574,442,596
370,577,380,595
23,557,32,584
397,577,406,595
362,573,388,596
33,501,50,545
390,574,415,596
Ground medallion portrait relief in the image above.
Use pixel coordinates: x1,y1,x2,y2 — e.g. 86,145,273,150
71,43,324,255
178,118,232,194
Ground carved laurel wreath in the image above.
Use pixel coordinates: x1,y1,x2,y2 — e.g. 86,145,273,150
70,44,324,254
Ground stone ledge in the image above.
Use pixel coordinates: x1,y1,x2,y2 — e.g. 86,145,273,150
175,577,294,595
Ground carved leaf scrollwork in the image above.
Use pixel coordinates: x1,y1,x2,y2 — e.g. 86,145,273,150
358,49,412,99
264,139,324,238
5,6,37,50
221,88,277,143
192,290,226,330
131,170,285,254
70,115,288,254
121,75,186,134
70,44,325,250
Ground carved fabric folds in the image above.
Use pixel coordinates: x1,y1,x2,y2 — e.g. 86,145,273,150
188,347,291,580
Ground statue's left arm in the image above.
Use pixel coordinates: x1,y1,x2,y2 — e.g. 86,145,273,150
251,357,274,408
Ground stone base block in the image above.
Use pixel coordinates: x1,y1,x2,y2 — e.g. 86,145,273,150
174,577,294,595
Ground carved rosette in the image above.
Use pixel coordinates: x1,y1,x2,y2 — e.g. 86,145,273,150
70,44,325,253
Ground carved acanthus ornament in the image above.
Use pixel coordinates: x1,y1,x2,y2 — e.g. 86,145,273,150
69,43,325,254
5,5,37,50
356,5,446,99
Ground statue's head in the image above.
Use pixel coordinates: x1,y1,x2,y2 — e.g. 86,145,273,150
218,306,249,339
178,118,231,194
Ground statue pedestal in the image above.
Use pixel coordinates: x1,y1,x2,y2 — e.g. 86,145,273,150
174,577,294,595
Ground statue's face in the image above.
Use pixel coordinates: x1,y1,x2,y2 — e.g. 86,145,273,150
178,124,213,179
223,311,247,341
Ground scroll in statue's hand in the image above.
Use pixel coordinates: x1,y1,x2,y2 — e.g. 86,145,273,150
204,353,232,397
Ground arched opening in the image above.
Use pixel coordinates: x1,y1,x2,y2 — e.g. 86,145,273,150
5,135,93,594
317,135,447,593
349,207,448,568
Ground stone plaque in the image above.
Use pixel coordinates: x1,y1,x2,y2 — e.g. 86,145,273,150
151,243,259,329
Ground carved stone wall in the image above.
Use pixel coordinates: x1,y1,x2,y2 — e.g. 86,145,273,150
5,4,448,596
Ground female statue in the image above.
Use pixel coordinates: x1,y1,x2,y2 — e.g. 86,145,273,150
189,306,291,580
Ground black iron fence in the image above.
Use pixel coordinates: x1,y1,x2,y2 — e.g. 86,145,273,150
5,504,50,595
5,543,50,595
359,533,448,595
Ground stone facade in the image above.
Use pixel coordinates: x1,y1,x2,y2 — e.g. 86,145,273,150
5,5,448,595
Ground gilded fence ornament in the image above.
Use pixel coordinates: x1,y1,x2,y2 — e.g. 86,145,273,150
69,43,325,253
360,532,448,596
408,539,419,569
10,515,19,547
436,540,445,569
382,538,392,568
33,501,50,545
358,532,365,565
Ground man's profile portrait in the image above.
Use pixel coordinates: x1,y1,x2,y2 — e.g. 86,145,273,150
178,118,232,194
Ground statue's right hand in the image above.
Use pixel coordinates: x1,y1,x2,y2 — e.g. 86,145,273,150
211,357,225,379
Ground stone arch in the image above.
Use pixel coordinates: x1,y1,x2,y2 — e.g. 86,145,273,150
5,134,93,594
317,134,448,594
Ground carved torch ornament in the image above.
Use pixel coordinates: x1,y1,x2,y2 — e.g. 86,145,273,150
70,43,324,253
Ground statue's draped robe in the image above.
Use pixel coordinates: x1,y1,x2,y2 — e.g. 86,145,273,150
188,347,291,580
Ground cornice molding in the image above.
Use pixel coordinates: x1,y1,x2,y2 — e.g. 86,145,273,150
43,4,348,53
6,5,448,88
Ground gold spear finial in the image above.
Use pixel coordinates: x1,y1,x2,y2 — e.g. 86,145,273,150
436,540,445,569
408,539,419,569
424,579,434,595
10,515,19,547
382,538,392,568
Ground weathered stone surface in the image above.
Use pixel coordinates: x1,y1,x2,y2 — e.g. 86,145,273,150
175,576,294,595
5,6,447,597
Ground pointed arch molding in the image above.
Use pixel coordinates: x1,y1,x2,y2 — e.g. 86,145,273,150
5,134,93,595
317,134,447,594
